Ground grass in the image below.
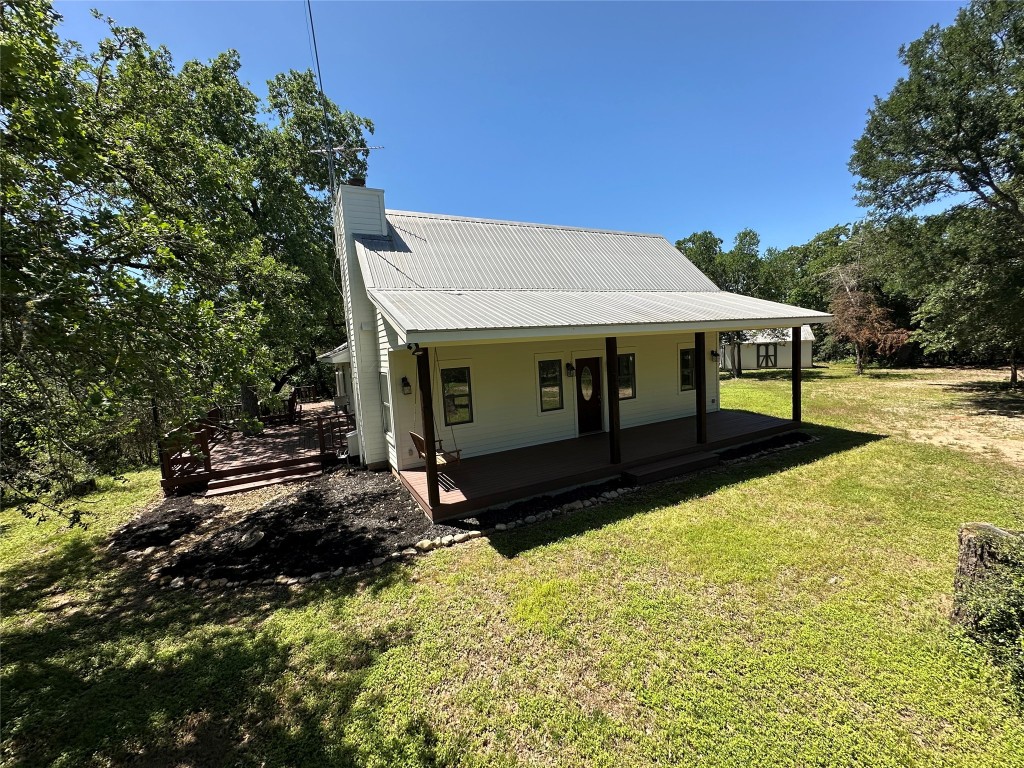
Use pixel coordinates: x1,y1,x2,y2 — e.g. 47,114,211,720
3,363,1024,766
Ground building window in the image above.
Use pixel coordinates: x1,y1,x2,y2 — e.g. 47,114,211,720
680,348,695,391
538,359,563,412
441,366,473,425
617,353,636,399
379,373,392,434
757,344,777,368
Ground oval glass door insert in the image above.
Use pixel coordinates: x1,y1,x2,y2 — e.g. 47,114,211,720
580,366,594,400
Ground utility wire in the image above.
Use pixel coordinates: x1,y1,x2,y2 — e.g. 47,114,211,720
305,0,336,195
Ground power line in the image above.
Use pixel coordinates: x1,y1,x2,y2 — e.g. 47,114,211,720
305,0,335,195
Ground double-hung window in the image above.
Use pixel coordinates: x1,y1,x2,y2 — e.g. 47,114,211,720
441,366,474,425
538,359,563,412
617,353,636,399
679,349,695,391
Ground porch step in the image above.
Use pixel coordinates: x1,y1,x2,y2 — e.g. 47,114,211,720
204,461,322,497
622,451,720,485
208,454,318,480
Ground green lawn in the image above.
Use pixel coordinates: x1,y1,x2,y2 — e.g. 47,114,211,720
3,364,1024,767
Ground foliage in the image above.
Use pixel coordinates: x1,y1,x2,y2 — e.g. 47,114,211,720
0,1,373,519
850,0,1024,228
958,533,1024,701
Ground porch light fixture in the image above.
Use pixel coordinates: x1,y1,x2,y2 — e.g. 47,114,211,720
710,349,720,360
400,376,412,395
565,362,576,377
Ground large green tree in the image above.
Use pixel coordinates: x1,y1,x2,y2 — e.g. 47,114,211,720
851,0,1023,383
850,0,1024,227
0,1,373,519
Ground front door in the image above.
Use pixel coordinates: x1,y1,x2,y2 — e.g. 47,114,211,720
575,357,603,434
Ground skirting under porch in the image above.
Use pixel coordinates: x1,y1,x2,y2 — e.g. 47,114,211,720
398,408,797,521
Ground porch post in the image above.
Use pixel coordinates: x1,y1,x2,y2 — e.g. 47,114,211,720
695,332,708,444
605,336,621,464
416,347,440,509
792,326,802,423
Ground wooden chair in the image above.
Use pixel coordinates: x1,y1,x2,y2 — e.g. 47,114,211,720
409,431,462,466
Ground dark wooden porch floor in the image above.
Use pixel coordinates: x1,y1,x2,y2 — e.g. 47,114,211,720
398,409,796,520
208,400,336,471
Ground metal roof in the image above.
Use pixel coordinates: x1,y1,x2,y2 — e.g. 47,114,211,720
352,210,831,342
316,342,349,364
355,211,720,292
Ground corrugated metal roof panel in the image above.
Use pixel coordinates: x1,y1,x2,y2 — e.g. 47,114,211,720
355,211,720,292
368,289,831,334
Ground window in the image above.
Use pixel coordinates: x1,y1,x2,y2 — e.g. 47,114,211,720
757,344,777,368
679,348,695,391
617,353,636,400
441,366,473,425
379,373,392,434
538,359,563,412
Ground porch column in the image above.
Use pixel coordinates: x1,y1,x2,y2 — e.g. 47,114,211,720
605,336,621,464
792,326,802,423
695,332,708,444
416,347,440,509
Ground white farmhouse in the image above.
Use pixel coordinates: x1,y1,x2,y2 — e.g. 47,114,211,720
331,183,830,520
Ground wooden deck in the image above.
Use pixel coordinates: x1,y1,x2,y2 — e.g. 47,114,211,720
208,400,337,471
398,409,797,520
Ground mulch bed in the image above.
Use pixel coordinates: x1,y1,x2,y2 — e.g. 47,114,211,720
112,468,470,581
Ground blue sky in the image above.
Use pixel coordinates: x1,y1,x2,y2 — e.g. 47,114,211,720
54,1,964,251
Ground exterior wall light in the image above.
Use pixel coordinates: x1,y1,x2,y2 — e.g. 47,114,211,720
566,362,576,377
400,376,413,395
710,350,720,360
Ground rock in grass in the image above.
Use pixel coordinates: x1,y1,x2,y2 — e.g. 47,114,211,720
495,523,507,531
415,539,434,551
170,577,185,588
372,557,387,567
525,515,537,524
467,531,481,539
441,535,455,546
453,533,470,544
402,547,418,557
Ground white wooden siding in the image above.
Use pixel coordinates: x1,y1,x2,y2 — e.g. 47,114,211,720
721,339,812,370
390,333,721,468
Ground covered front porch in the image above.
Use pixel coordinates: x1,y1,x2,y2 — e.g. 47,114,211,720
401,328,805,521
398,408,797,520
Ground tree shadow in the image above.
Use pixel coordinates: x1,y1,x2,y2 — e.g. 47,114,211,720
486,422,886,559
0,531,436,767
724,369,830,382
937,380,1024,419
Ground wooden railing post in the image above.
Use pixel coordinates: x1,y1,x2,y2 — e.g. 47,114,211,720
695,332,708,444
317,415,327,455
199,432,212,473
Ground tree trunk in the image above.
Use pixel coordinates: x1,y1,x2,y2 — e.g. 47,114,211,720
271,363,303,394
952,522,1022,627
854,344,864,375
1010,348,1019,387
733,341,743,378
240,380,260,419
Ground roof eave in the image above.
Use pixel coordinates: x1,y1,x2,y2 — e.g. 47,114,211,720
399,315,832,347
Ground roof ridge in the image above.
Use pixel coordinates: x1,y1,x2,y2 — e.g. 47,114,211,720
383,209,663,238
369,287,724,293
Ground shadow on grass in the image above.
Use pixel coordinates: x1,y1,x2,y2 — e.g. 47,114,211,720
0,535,446,767
937,380,1024,419
486,422,886,560
719,369,830,382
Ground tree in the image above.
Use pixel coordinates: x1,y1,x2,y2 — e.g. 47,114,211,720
850,0,1024,228
0,2,373,521
851,0,1024,383
827,259,910,375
